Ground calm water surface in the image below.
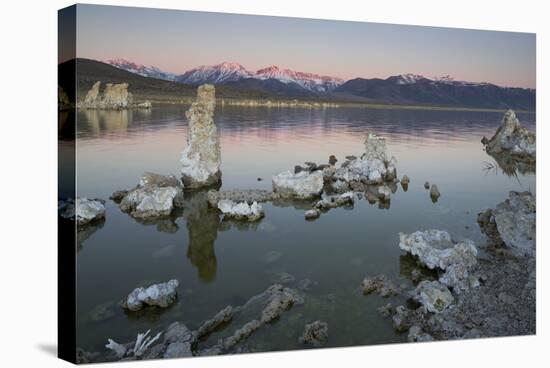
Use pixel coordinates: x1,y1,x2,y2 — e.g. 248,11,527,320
74,106,536,353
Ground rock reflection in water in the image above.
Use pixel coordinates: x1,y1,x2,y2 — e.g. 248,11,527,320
84,109,132,136
77,220,105,252
484,151,536,178
182,190,221,283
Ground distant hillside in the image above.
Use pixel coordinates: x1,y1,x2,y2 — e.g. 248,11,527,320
59,58,272,103
59,58,536,110
334,75,535,110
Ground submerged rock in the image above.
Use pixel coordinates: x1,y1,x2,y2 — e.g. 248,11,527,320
261,284,302,323
217,199,264,221
59,198,106,227
483,110,535,161
299,320,329,347
123,279,179,311
399,230,478,292
197,306,233,339
115,172,183,219
304,208,321,220
478,191,535,256
412,280,454,313
180,84,222,188
430,184,441,202
272,170,324,199
424,181,430,189
362,274,398,297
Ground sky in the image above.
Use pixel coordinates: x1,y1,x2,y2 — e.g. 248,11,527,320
74,4,536,88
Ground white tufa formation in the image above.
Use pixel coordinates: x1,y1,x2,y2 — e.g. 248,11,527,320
272,170,324,199
181,84,222,188
217,199,264,221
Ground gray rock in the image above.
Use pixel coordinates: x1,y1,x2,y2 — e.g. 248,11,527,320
392,305,412,332
424,181,430,189
261,284,301,323
272,170,324,199
197,306,233,339
163,342,192,359
488,191,535,257
377,303,393,318
221,320,262,350
81,81,134,109
305,208,321,220
123,280,179,311
484,110,535,160
412,281,454,313
430,184,441,202
217,199,264,221
164,322,194,344
399,229,478,292
116,172,183,219
180,84,222,188
299,320,329,347
408,325,434,342
362,274,398,297
59,198,106,227
401,175,410,185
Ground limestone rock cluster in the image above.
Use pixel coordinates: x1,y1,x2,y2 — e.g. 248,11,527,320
478,191,536,257
483,110,535,161
112,172,184,219
82,81,134,109
122,279,180,311
58,197,106,228
399,229,479,293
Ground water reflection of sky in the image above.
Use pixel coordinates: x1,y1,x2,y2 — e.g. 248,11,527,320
74,106,536,354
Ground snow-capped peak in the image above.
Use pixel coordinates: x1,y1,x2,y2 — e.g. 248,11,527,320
177,62,252,84
394,73,428,85
254,65,344,92
105,58,177,81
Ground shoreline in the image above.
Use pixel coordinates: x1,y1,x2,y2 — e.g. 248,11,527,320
135,97,537,113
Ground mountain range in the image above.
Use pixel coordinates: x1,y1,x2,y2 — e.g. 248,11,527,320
101,58,535,110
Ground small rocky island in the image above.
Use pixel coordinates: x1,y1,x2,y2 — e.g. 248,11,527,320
78,81,152,110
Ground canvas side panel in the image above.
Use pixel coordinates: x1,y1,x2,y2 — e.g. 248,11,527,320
58,4,77,364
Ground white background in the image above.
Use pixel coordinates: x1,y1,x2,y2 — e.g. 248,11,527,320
0,0,547,366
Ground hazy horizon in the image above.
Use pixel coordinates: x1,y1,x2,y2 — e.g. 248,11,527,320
73,4,536,88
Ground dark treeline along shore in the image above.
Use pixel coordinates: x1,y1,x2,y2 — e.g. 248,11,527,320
58,58,535,112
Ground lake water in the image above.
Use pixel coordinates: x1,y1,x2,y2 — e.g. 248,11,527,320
73,105,536,355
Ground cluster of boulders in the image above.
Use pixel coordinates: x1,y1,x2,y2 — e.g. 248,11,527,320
80,81,133,109
477,191,536,257
111,172,184,219
399,230,479,293
217,199,264,222
122,280,180,312
78,81,152,110
482,110,536,162
96,284,305,362
299,320,329,347
58,197,106,228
